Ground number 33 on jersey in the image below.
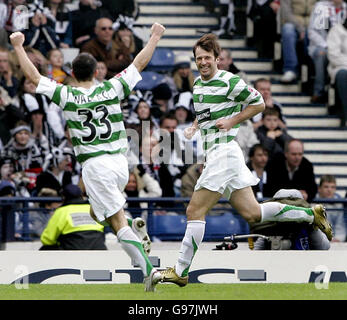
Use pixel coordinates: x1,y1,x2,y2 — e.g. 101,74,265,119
36,64,142,164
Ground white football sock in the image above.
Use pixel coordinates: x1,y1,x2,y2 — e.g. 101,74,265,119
260,202,314,223
117,226,153,277
175,220,206,277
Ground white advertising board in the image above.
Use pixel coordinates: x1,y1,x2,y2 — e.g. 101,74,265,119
1,250,346,285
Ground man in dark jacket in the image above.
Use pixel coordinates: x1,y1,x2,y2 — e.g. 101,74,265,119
266,138,318,202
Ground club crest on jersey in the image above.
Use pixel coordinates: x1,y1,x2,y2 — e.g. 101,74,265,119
199,95,203,103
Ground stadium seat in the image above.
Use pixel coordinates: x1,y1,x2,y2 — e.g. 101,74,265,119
150,215,187,241
134,71,165,91
146,48,175,72
204,213,243,241
149,212,243,241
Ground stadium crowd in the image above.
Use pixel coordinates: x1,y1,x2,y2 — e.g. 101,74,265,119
0,0,346,244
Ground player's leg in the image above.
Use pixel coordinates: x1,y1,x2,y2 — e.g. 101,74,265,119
106,209,161,291
161,188,222,286
229,187,332,240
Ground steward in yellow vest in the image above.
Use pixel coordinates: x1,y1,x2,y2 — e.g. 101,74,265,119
40,184,107,250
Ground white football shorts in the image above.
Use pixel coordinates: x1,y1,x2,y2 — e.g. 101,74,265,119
194,140,259,199
82,153,129,224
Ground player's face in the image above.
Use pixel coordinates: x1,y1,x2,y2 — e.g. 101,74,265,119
318,182,336,198
195,46,218,81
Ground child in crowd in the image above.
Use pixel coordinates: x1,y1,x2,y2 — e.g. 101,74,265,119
317,175,346,242
47,48,69,83
255,107,292,160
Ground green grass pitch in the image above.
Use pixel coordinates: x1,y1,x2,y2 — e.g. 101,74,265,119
1,283,347,300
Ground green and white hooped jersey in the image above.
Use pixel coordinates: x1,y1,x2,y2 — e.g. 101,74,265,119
193,70,264,154
36,64,141,164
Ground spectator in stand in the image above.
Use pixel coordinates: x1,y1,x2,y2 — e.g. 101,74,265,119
18,76,57,152
308,0,347,104
47,48,70,83
172,53,194,93
317,175,346,242
150,82,173,122
2,120,45,193
44,0,74,48
255,107,292,160
94,61,107,84
35,146,73,196
81,17,132,78
100,0,137,20
212,0,236,39
126,90,159,138
266,138,318,202
123,165,162,221
174,91,204,165
40,184,107,250
30,187,61,237
0,0,28,33
0,85,25,148
327,15,347,127
21,46,49,76
234,119,260,163
3,120,44,172
139,134,176,207
71,0,109,48
158,113,186,196
252,78,286,130
217,48,248,82
0,47,19,98
246,143,271,200
279,0,317,83
22,9,60,57
112,15,143,60
248,0,280,59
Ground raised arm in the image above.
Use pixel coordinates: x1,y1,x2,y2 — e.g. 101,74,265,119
10,32,41,86
132,22,165,73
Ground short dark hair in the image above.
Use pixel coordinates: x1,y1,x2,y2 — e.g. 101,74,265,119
72,53,97,82
253,77,271,90
262,107,279,119
159,112,178,127
249,143,269,158
319,175,336,186
193,33,221,59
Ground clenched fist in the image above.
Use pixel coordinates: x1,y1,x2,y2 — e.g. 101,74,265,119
151,22,165,38
184,126,197,140
10,32,25,48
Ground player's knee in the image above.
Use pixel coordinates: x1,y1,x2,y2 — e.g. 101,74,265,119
238,207,261,224
186,203,205,220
